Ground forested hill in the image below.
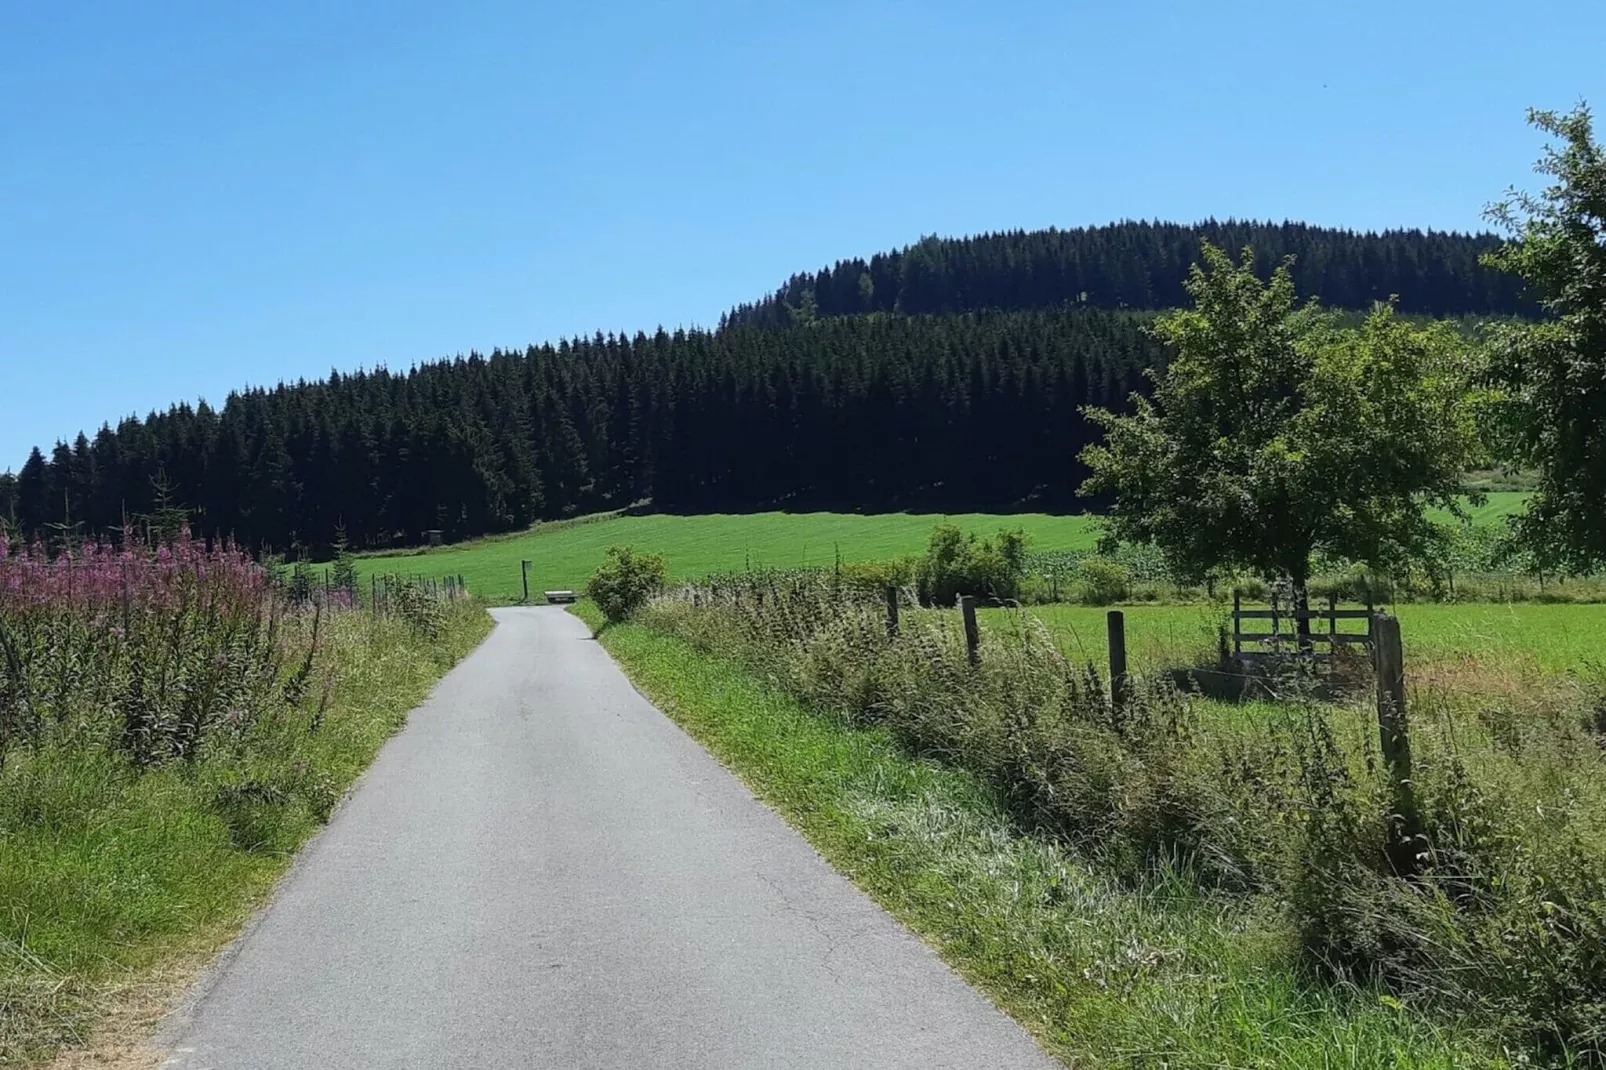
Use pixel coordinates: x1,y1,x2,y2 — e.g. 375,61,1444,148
723,221,1524,327
0,219,1524,556
0,311,1157,553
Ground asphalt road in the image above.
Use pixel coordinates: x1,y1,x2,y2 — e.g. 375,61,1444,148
160,606,1056,1069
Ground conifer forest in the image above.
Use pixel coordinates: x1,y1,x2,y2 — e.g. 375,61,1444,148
0,221,1529,555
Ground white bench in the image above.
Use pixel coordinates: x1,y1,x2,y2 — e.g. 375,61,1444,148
543,590,577,604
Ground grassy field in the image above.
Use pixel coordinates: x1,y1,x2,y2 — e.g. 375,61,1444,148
1006,601,1606,676
356,492,1531,605
358,511,1103,602
1435,489,1527,525
580,603,1493,1068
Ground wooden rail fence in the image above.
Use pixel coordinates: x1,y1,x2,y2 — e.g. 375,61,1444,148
1231,590,1376,662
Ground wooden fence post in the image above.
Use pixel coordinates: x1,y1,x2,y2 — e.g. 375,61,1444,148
885,585,899,638
958,595,980,665
1232,589,1242,659
1107,609,1129,716
1373,613,1422,875
521,560,530,603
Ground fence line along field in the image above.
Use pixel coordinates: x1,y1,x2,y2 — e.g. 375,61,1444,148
356,511,1103,603
1012,601,1606,677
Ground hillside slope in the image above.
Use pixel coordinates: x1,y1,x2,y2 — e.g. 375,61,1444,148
3,221,1523,554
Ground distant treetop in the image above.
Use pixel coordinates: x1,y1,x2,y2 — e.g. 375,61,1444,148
723,220,1525,327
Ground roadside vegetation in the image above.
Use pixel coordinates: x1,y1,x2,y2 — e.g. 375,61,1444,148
610,574,1604,1065
582,597,1511,1067
0,530,489,1064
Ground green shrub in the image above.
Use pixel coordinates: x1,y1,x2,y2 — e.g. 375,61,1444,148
916,525,1028,606
836,556,917,592
391,579,445,639
585,546,666,624
329,523,359,596
1076,556,1131,604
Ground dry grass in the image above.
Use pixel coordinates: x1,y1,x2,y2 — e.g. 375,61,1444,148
39,936,230,1070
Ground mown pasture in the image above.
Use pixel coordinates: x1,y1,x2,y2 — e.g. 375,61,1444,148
1008,600,1606,677
357,510,1103,602
357,493,1530,605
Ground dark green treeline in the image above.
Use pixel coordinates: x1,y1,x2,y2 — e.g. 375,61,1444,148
1,222,1528,554
2,311,1157,553
724,221,1523,326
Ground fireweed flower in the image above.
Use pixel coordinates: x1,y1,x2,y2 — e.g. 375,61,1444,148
0,529,369,768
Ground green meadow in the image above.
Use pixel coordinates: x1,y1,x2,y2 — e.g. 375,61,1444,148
358,511,1103,602
357,492,1530,605
1006,600,1606,675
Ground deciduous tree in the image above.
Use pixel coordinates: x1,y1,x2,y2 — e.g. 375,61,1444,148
1483,103,1606,571
1080,245,1483,622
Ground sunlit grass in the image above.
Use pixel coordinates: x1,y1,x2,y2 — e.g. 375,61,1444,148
359,510,1104,603
356,494,1533,606
1011,601,1606,676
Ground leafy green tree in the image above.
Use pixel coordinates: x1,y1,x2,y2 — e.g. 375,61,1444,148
1483,103,1606,571
1080,245,1483,622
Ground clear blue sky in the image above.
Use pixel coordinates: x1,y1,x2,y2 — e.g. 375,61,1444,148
2,0,1602,469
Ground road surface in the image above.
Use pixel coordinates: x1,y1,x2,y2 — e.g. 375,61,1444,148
160,607,1056,1069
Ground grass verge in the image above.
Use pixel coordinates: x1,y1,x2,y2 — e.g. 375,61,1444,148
575,602,1498,1068
0,604,492,1065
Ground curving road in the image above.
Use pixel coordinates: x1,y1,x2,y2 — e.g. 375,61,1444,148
159,607,1056,1069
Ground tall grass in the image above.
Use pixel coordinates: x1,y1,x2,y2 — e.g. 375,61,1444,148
0,529,298,770
0,530,490,1063
641,574,1606,1063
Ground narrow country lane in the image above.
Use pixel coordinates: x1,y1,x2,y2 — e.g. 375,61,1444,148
159,607,1056,1069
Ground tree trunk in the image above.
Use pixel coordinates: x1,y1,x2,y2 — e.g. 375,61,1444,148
1293,560,1313,656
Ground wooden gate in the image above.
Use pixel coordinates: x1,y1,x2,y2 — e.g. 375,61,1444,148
1231,590,1375,663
